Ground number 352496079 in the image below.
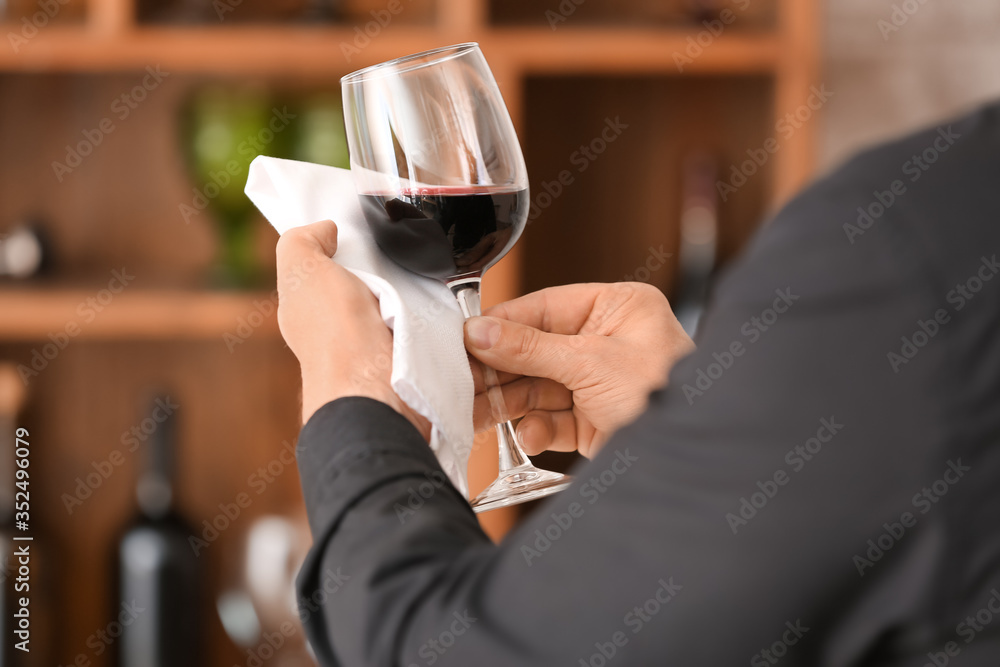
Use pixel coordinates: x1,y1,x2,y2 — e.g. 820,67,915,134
14,428,30,530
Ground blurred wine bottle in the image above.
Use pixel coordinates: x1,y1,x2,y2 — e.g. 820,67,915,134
290,92,350,168
114,398,202,667
180,86,284,287
673,151,719,336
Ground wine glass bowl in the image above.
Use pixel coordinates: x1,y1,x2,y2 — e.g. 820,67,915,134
342,43,571,512
343,43,528,285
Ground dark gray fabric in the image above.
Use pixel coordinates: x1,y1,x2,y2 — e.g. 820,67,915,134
294,102,1000,666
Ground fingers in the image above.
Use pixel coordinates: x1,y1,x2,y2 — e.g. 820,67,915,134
517,410,579,455
469,357,521,393
519,409,603,458
482,283,614,335
472,377,571,432
276,220,339,267
465,316,586,387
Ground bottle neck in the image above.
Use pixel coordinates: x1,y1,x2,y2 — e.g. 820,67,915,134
136,399,176,519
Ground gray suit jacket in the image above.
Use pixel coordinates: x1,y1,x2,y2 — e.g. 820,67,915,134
293,102,1000,666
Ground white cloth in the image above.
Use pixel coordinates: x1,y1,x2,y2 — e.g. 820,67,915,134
245,156,473,496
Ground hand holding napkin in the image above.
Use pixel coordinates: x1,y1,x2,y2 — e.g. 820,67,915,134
245,156,474,497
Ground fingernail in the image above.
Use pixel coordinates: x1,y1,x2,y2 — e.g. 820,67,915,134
466,317,500,350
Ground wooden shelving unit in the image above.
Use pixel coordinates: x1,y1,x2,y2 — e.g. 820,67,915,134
0,0,819,664
0,288,279,339
0,26,783,74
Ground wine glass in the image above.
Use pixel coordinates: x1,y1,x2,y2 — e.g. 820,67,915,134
341,43,571,513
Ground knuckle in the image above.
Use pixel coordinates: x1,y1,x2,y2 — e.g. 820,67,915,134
608,280,640,300
274,230,304,262
515,325,541,359
630,280,663,302
525,378,541,411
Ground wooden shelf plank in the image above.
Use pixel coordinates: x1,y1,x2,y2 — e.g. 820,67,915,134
0,288,279,341
0,26,441,74
490,28,781,74
0,26,780,75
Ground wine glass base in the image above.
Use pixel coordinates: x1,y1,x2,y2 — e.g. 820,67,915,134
469,465,572,513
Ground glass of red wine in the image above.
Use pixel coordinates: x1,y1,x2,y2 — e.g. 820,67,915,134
341,43,571,513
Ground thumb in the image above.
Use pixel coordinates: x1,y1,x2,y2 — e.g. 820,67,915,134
276,219,339,267
465,316,581,387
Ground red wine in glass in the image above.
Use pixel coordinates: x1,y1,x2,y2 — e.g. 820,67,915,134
359,187,528,282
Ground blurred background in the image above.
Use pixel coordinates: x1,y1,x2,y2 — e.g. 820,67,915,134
0,0,998,665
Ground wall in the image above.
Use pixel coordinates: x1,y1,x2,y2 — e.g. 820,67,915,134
820,0,1000,171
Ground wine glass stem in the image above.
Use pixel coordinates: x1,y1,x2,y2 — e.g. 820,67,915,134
452,282,531,474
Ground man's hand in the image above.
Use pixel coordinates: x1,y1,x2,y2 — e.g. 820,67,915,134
465,283,694,459
275,220,431,438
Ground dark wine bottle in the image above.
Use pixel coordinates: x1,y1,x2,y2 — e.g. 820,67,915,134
114,397,202,667
673,151,720,336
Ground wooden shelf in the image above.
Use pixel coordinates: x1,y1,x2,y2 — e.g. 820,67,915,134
0,288,279,340
0,25,780,75
491,28,780,74
0,3,823,664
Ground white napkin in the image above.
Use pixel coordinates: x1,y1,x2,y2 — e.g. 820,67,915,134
245,156,473,497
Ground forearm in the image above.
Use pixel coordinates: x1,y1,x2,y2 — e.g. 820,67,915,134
294,398,493,666
294,398,680,667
